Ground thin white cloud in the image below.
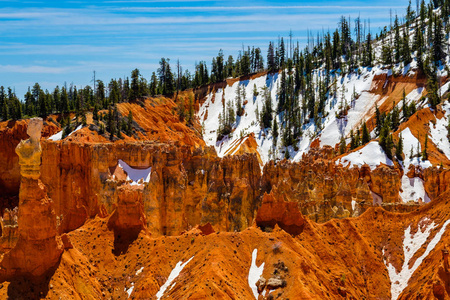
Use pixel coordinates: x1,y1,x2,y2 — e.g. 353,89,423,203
0,10,392,27
0,44,123,55
113,5,406,12
0,65,67,74
0,11,71,19
104,0,211,2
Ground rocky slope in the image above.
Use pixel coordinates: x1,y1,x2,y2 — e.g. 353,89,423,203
1,191,449,299
0,69,450,299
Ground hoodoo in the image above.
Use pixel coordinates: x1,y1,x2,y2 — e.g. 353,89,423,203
0,118,63,279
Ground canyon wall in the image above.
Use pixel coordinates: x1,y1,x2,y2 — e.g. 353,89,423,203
1,118,448,237
40,140,262,235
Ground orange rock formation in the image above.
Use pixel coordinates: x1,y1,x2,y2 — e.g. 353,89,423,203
0,118,63,279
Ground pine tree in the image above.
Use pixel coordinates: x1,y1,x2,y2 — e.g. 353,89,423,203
356,128,361,147
394,15,401,63
426,66,440,109
350,129,357,150
2,100,8,121
0,86,7,121
396,134,404,160
279,38,286,68
130,68,141,100
61,86,69,114
432,14,445,64
216,49,224,81
339,136,346,154
272,117,278,146
375,104,382,134
401,89,409,119
107,106,115,140
7,88,22,120
391,104,400,130
362,122,370,144
381,44,392,65
385,134,394,159
401,28,411,65
127,110,133,136
414,27,424,71
236,85,244,117
406,0,415,28
260,87,273,129
165,60,175,95
253,84,258,97
93,103,99,122
422,133,428,160
379,121,393,158
96,80,106,106
149,72,158,96
267,41,276,72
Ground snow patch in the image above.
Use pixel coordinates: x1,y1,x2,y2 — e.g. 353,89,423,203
48,124,83,141
135,267,144,276
400,176,430,203
429,105,450,160
384,218,450,300
405,87,424,104
156,256,194,300
117,159,151,185
399,127,432,202
336,141,393,170
125,283,134,298
248,249,265,299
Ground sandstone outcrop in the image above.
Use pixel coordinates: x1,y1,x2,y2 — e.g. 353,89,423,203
0,119,59,197
107,184,146,232
261,147,407,222
256,191,305,235
368,164,402,203
0,118,63,278
40,138,262,235
0,208,18,252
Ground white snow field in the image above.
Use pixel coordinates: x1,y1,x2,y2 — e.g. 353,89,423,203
198,67,392,165
117,159,151,185
384,218,450,300
156,256,194,300
336,141,393,171
248,249,265,299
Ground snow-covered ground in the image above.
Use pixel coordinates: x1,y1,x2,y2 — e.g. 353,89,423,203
384,218,450,300
248,249,265,300
429,102,450,161
156,256,194,300
198,67,390,164
399,127,432,203
117,159,151,185
400,176,429,203
336,141,393,170
48,124,83,141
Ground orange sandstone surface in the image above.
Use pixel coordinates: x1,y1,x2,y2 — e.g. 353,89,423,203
0,192,449,299
1,79,450,299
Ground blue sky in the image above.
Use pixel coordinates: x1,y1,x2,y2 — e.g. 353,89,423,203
0,0,410,97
